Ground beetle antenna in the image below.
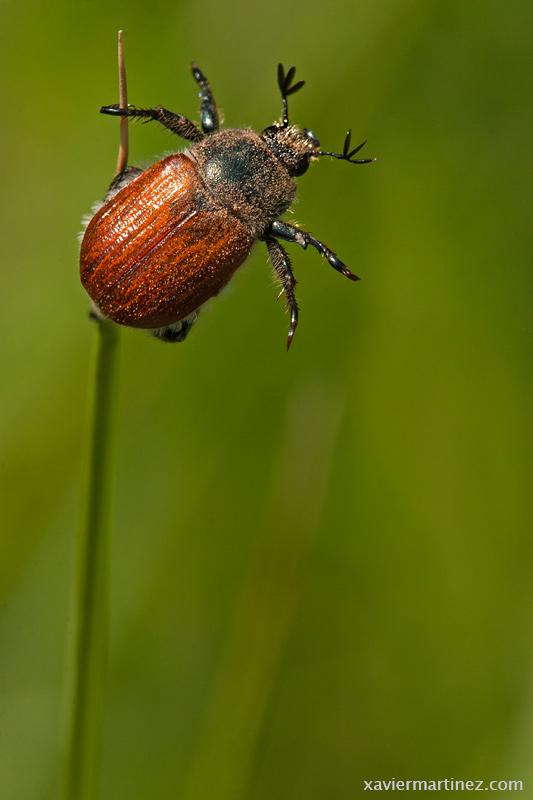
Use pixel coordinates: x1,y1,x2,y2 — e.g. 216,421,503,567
319,130,375,164
115,30,129,176
277,63,305,128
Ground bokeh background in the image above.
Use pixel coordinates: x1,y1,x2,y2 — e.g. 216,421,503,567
1,1,532,798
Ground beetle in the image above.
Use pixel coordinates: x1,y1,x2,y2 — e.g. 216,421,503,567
80,62,374,348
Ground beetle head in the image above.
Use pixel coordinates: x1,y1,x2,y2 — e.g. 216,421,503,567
263,65,374,177
261,124,320,177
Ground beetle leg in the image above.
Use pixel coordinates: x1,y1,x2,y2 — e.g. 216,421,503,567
268,220,360,282
152,311,199,343
106,165,143,195
191,63,219,134
100,104,204,142
264,235,299,350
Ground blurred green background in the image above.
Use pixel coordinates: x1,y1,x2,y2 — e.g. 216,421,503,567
1,0,532,797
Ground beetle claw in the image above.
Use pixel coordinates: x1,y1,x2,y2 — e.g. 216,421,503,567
344,268,361,281
100,104,125,116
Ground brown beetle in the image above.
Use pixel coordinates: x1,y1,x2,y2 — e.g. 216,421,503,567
80,63,373,348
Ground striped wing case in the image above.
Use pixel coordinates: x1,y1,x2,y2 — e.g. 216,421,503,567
80,154,254,329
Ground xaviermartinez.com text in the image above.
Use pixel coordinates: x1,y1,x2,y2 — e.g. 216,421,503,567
362,778,524,792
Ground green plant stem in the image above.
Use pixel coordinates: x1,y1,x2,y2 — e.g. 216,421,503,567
65,319,120,800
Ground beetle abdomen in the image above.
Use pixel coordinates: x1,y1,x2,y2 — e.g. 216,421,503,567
80,154,254,329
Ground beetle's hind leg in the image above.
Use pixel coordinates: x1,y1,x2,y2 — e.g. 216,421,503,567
106,165,143,196
152,311,199,344
264,235,299,350
191,63,220,134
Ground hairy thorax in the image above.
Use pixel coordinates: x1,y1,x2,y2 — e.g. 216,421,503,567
191,129,296,235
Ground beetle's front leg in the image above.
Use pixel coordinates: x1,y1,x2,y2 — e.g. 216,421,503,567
264,235,299,350
100,104,204,143
268,220,360,282
191,63,219,134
